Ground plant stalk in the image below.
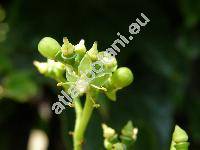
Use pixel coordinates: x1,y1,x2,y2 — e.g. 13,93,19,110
73,93,94,150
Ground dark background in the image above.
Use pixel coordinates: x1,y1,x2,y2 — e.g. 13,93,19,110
0,0,200,149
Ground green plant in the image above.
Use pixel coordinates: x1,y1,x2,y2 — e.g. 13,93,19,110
170,125,189,150
34,36,191,150
34,37,134,150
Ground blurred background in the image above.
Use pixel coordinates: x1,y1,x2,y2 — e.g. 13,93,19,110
0,0,200,149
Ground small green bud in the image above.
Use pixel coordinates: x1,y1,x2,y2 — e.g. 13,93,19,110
74,39,86,55
121,121,138,140
38,37,61,59
120,121,138,147
111,67,133,89
61,37,74,56
173,125,188,143
170,125,189,150
87,42,98,60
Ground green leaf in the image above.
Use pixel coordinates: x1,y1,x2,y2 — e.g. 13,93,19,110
78,54,92,74
90,73,110,87
0,54,12,73
105,89,117,101
65,66,78,82
2,71,38,102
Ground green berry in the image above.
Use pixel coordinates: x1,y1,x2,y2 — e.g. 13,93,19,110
38,37,61,59
111,67,134,89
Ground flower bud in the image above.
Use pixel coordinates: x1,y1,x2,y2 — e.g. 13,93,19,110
74,39,86,55
173,125,188,143
33,61,48,74
87,42,98,61
120,121,138,147
47,60,65,79
38,37,61,59
102,124,116,139
34,60,65,80
110,67,133,89
121,121,138,140
75,78,89,95
61,37,74,56
97,51,117,72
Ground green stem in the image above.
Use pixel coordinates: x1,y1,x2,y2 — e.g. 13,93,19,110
73,93,94,150
74,98,82,136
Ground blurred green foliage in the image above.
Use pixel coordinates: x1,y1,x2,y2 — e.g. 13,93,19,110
0,0,199,150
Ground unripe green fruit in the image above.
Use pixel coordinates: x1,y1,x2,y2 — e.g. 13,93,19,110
38,37,61,59
111,67,133,89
